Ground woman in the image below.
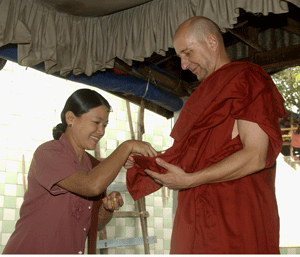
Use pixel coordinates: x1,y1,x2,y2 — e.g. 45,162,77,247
3,88,157,254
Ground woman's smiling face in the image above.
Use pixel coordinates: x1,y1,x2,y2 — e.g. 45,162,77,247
68,105,109,154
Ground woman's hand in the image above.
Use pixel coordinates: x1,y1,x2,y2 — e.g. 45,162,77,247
101,191,124,212
124,154,136,170
125,140,158,157
98,191,124,230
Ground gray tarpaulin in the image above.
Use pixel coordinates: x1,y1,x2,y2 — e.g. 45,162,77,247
1,0,299,77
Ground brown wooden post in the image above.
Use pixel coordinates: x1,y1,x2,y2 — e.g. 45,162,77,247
126,100,135,140
94,142,109,254
137,99,150,254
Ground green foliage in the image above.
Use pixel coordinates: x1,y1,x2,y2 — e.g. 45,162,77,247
271,66,300,115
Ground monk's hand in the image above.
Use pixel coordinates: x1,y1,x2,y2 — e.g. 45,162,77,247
144,158,191,190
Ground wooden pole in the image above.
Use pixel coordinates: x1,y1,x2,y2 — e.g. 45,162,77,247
22,154,26,193
290,112,294,159
137,100,145,141
94,142,109,254
137,197,150,254
126,101,135,140
136,99,150,254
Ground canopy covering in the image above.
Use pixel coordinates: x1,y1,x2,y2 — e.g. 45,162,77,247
1,0,300,77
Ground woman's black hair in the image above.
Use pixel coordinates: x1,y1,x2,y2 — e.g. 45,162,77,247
52,88,111,140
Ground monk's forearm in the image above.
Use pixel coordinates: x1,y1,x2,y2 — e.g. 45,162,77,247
188,148,267,187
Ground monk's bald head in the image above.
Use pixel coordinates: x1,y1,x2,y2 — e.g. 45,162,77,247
174,16,223,44
173,16,230,81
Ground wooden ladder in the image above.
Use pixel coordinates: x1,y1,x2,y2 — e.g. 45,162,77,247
96,184,156,254
96,100,156,254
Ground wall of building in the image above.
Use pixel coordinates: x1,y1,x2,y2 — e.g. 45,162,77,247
0,61,174,254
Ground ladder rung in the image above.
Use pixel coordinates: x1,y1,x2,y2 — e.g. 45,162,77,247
107,184,128,192
96,236,157,249
113,211,149,218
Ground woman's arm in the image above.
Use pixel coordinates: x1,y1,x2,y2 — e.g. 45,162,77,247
58,140,157,197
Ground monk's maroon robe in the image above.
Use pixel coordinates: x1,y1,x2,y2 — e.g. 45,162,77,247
126,62,286,254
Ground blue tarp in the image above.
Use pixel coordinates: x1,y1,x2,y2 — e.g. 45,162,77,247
0,44,183,112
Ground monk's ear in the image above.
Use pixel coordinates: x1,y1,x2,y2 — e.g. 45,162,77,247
65,111,76,125
206,34,218,52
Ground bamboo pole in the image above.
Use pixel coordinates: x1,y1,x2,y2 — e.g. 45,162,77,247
137,197,150,254
22,154,26,193
126,101,135,140
136,99,150,254
290,112,294,159
137,100,145,141
94,142,109,254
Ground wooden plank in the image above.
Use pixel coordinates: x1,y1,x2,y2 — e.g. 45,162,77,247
137,65,188,96
107,184,128,192
22,154,27,193
282,17,300,37
97,236,157,249
0,58,7,71
126,100,135,140
113,211,149,218
226,28,265,52
239,43,300,73
110,91,174,119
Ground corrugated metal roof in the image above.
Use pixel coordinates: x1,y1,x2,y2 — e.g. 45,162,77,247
227,28,300,61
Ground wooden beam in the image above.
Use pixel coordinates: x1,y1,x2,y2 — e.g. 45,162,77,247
246,26,261,64
97,236,157,249
137,65,189,96
282,17,300,37
126,100,135,140
115,57,190,97
109,91,174,119
113,211,149,218
153,54,174,65
0,58,7,70
238,43,300,73
114,58,146,81
226,28,265,52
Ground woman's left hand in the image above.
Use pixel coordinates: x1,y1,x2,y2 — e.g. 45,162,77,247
102,191,124,212
98,192,124,230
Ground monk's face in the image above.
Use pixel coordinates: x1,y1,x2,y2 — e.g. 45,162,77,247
173,28,216,82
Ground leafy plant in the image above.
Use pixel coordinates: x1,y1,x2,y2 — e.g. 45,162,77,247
271,66,300,115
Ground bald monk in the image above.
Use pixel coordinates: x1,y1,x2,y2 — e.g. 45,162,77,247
126,16,286,254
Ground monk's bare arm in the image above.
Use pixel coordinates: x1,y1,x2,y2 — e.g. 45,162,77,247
190,120,269,185
144,120,269,190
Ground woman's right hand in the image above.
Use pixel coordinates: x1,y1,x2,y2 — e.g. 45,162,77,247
124,154,136,169
125,140,158,157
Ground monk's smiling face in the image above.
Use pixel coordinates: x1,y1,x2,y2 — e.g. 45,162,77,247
173,17,230,83
173,29,216,82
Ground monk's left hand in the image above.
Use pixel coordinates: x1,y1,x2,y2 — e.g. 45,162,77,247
144,158,191,190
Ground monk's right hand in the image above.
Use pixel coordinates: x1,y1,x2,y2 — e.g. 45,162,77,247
126,140,157,157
